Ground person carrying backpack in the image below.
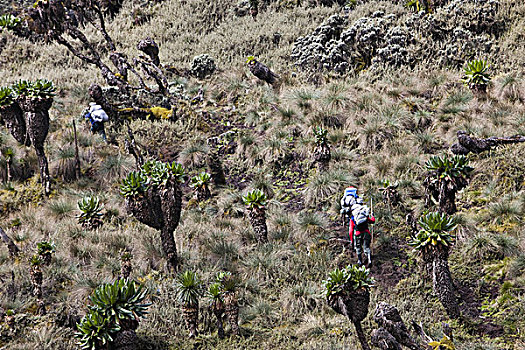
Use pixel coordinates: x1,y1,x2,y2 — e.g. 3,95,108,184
340,186,360,250
84,102,108,142
350,198,375,268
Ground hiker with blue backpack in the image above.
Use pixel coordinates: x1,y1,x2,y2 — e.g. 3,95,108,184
84,102,108,142
340,187,375,267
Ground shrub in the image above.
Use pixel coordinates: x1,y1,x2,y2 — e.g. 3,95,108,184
11,79,56,99
409,212,457,251
0,14,22,30
425,155,473,178
242,189,267,210
75,310,120,350
190,172,211,189
462,59,491,90
89,278,150,325
323,265,374,298
77,196,104,229
0,87,14,107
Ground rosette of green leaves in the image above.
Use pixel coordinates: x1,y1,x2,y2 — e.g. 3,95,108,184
120,171,149,198
323,265,374,298
77,196,103,226
208,282,223,303
0,14,22,30
141,160,185,187
12,79,56,99
0,87,14,107
425,155,473,180
89,278,151,325
190,172,211,189
346,265,375,290
462,59,491,88
408,212,457,251
174,271,203,306
37,241,56,256
242,189,267,209
75,310,120,350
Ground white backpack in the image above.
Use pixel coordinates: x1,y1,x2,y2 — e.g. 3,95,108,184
352,204,370,226
89,105,109,122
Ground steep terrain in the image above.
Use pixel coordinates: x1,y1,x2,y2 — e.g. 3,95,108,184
0,1,524,349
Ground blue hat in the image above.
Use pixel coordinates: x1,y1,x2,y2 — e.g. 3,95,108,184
344,187,357,197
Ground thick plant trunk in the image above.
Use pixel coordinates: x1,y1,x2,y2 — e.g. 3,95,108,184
451,130,525,155
196,186,211,202
353,321,371,350
30,265,46,315
224,292,240,336
314,144,331,171
248,208,268,244
183,304,199,338
438,180,456,215
113,330,138,350
18,97,52,195
120,259,132,279
160,226,178,273
371,327,402,350
328,289,371,350
207,150,226,186
34,145,51,195
432,249,460,319
126,177,182,273
372,302,422,350
0,227,19,258
212,300,225,338
0,103,30,146
159,178,182,273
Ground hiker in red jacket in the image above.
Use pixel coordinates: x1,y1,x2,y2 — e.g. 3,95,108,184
349,199,375,268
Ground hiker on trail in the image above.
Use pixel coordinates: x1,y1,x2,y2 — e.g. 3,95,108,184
350,198,375,268
340,186,361,241
84,102,108,141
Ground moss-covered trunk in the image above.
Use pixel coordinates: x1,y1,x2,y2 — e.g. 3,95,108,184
314,144,331,171
18,97,52,195
432,248,460,319
248,207,268,244
224,291,240,336
0,103,30,146
183,303,199,338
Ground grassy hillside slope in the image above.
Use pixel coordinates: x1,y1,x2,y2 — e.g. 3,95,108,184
0,1,524,349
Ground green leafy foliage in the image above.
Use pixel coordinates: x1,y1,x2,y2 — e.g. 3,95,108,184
77,196,103,228
89,278,151,325
29,254,43,266
75,310,120,350
120,171,149,198
208,282,223,302
0,87,14,107
0,14,22,30
409,212,457,251
190,172,211,189
462,59,491,88
37,241,56,256
404,0,421,12
323,265,375,298
216,271,239,293
120,161,185,198
11,79,56,99
242,189,267,210
246,56,256,64
175,271,203,306
429,336,455,350
425,154,473,180
75,279,149,349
